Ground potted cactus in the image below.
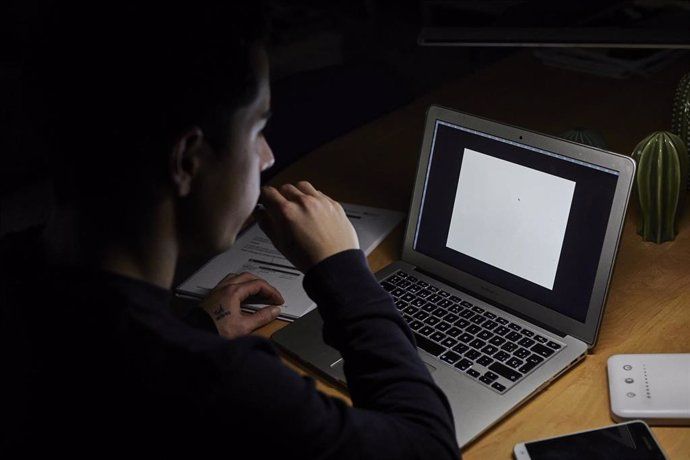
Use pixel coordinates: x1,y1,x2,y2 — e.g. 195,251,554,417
631,131,688,243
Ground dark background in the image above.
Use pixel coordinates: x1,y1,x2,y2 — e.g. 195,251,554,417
415,122,619,322
1,0,688,237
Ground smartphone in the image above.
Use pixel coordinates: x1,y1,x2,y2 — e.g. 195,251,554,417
514,421,667,460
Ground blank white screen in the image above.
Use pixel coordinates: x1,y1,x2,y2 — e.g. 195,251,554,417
446,148,575,290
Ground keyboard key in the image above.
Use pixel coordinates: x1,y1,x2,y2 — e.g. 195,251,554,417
471,306,485,314
441,337,458,348
428,285,439,293
428,294,442,304
417,280,429,288
421,302,436,313
494,351,510,362
417,289,432,298
489,336,506,346
440,351,461,365
467,369,481,378
521,329,534,337
402,306,419,315
476,355,494,367
508,323,522,331
444,313,459,323
398,280,412,289
452,344,469,354
389,275,402,284
483,320,498,330
519,361,539,374
381,281,395,292
459,333,474,343
514,347,531,359
477,330,493,341
432,308,448,318
439,290,451,298
494,326,510,336
479,371,498,384
406,284,422,294
394,271,407,279
448,305,462,314
489,362,523,382
466,325,482,335
403,315,413,324
411,298,426,308
455,359,473,371
491,382,507,392
413,311,429,320
394,300,407,310
471,315,486,325
495,317,509,325
437,299,453,309
501,342,518,353
526,354,544,365
437,321,451,332
407,275,417,282
469,338,486,349
424,316,440,327
391,288,406,297
506,357,524,369
430,331,446,343
465,349,481,360
532,343,555,358
446,327,462,338
461,301,473,308
409,320,424,331
450,295,462,303
455,319,470,329
518,338,535,348
460,309,474,319
419,326,434,336
481,345,499,355
506,331,522,342
414,333,445,356
547,341,562,350
534,335,548,343
483,311,497,320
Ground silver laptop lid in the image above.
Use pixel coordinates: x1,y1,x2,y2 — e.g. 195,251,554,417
402,106,635,347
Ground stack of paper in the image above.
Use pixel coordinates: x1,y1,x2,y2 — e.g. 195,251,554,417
176,203,405,320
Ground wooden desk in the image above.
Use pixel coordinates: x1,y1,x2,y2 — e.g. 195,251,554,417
257,52,690,459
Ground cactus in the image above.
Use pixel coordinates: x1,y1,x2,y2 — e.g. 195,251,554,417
631,131,688,243
559,127,608,149
671,72,690,190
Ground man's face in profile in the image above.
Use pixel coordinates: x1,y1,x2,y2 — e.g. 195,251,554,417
181,46,274,259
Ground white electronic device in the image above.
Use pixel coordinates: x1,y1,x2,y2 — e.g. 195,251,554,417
607,354,690,425
513,420,667,460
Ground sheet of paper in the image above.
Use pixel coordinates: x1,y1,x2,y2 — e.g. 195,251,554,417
176,203,405,320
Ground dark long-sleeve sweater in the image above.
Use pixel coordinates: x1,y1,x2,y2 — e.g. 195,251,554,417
2,230,459,458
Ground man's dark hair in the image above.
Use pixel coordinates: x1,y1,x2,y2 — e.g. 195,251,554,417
23,1,269,213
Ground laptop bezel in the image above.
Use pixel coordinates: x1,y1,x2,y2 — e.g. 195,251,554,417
402,105,635,347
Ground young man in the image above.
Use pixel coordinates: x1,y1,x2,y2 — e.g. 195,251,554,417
3,2,460,457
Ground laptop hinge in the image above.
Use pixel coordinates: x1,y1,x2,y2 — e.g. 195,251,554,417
414,267,567,338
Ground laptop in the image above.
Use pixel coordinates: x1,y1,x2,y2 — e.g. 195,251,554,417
272,106,636,447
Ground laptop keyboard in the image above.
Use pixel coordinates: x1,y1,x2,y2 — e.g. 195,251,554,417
381,270,565,394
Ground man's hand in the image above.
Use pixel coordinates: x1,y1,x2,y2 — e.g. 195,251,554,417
256,181,359,273
200,272,284,339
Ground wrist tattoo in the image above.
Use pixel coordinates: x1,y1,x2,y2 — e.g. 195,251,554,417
212,304,231,321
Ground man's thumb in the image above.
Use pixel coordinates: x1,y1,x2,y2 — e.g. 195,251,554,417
248,305,281,329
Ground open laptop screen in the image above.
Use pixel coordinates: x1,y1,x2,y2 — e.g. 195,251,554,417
413,120,619,323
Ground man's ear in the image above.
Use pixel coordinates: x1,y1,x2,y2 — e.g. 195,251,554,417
170,127,205,197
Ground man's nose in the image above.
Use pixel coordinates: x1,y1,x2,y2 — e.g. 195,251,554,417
260,138,275,172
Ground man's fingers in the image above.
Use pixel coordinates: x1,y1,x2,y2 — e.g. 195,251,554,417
244,305,282,331
279,183,306,201
260,185,288,209
295,181,320,197
233,279,285,306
